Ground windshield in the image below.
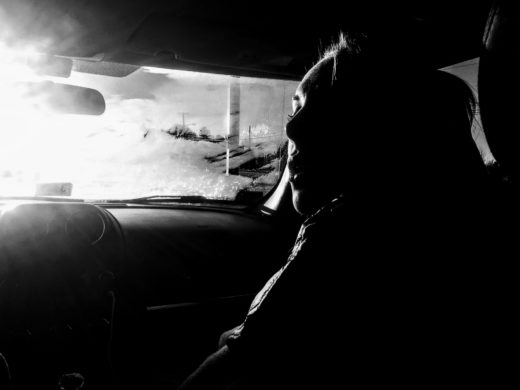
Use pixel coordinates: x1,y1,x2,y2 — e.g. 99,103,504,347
0,45,298,202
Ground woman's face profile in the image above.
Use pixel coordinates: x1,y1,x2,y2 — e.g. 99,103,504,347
286,57,347,215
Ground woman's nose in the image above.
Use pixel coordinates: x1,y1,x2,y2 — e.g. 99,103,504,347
285,114,304,144
285,120,296,142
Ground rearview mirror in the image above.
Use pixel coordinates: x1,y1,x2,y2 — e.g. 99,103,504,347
22,81,106,115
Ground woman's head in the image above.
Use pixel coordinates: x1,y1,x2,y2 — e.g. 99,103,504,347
286,32,481,216
285,33,369,215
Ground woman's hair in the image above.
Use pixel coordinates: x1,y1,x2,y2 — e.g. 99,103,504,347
319,32,484,194
321,31,476,123
320,32,366,83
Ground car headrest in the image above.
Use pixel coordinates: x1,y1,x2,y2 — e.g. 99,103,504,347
478,1,520,181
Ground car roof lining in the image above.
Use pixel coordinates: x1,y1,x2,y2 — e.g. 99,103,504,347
2,0,494,79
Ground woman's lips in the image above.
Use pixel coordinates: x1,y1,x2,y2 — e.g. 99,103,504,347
289,172,305,186
288,157,302,173
288,166,305,186
288,158,304,184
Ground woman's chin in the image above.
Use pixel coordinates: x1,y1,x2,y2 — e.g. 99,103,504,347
291,188,320,216
291,185,341,216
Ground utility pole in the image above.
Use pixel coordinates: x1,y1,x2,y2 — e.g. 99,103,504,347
178,112,188,136
226,76,240,175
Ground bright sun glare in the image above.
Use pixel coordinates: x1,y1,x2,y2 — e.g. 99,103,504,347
0,42,101,196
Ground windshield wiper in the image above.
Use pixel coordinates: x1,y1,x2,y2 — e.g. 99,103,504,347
108,195,212,204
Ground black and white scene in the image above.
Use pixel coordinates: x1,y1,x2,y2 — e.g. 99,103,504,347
0,1,517,389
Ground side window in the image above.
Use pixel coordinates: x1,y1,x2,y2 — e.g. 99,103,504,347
442,58,495,163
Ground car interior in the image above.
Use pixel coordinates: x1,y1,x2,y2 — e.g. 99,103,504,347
0,1,517,389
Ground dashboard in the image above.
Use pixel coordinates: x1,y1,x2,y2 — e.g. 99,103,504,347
0,202,125,389
0,200,293,389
